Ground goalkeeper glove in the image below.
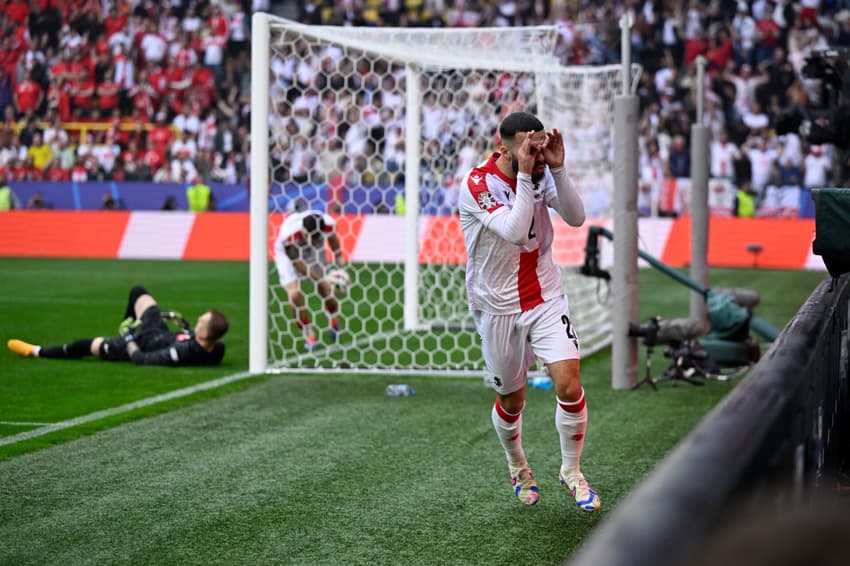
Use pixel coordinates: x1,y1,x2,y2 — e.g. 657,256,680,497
118,316,141,336
122,331,135,344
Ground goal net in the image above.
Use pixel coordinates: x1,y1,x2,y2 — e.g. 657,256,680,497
249,14,639,374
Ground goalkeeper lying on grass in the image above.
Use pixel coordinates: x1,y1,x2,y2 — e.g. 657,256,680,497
7,285,229,366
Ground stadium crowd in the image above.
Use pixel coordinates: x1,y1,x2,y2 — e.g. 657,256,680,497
0,0,848,217
0,0,261,188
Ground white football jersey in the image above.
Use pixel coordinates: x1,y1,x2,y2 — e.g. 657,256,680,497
459,153,567,315
273,210,336,258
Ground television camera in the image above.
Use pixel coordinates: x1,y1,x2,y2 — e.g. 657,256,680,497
775,48,850,148
580,226,778,389
627,316,717,389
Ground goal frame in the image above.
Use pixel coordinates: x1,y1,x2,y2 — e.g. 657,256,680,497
249,13,637,375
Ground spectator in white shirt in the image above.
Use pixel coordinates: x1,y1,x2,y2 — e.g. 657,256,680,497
803,145,832,189
742,101,770,131
710,130,741,179
731,2,757,64
746,135,780,193
169,130,198,161
181,6,203,34
777,131,803,168
43,115,69,154
140,21,167,64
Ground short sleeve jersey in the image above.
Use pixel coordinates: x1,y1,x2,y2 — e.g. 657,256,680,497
459,153,565,315
273,211,336,257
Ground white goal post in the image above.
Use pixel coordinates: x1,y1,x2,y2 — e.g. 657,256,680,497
250,13,640,374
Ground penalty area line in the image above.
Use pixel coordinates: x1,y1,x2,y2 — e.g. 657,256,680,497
0,370,259,448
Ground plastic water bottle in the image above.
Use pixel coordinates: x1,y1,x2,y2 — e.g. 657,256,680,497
528,376,553,390
386,384,416,397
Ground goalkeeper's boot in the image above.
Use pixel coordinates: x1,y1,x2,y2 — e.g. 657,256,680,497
509,463,539,506
8,339,37,357
559,469,601,512
305,334,318,351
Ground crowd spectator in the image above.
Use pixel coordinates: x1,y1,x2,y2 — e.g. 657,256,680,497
803,144,831,189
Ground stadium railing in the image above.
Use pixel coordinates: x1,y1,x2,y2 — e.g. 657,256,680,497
567,272,850,566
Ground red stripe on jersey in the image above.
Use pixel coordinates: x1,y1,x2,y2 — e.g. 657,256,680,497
481,152,517,189
518,249,543,311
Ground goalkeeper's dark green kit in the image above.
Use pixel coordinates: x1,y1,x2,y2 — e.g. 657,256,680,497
101,305,225,366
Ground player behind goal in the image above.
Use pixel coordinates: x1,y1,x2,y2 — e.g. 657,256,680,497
273,202,348,351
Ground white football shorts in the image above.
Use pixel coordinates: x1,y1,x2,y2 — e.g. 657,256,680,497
274,246,329,287
473,295,581,395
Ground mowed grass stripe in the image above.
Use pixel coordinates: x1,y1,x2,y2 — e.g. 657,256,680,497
0,369,257,447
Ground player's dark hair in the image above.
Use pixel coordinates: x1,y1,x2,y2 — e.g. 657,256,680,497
302,213,326,237
206,309,229,341
499,112,544,145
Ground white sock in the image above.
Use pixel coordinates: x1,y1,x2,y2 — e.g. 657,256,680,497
555,388,587,477
491,401,527,468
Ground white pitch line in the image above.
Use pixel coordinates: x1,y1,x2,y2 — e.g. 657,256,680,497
0,370,259,448
0,421,53,426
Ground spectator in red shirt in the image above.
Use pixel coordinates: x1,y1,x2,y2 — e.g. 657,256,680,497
14,70,43,117
44,157,70,180
165,56,192,99
103,6,127,39
147,63,170,102
46,77,71,122
188,60,215,109
148,112,175,161
684,28,709,68
705,27,734,75
96,69,121,113
69,74,96,117
128,68,156,120
48,49,73,83
6,0,30,26
13,157,43,181
67,50,91,83
209,3,230,41
754,13,781,66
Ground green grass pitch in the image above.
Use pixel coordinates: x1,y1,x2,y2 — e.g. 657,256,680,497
0,258,825,564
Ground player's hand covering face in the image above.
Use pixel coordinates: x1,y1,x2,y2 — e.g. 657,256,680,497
541,129,565,169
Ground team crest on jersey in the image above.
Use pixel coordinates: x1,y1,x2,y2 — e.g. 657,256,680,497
477,191,497,210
